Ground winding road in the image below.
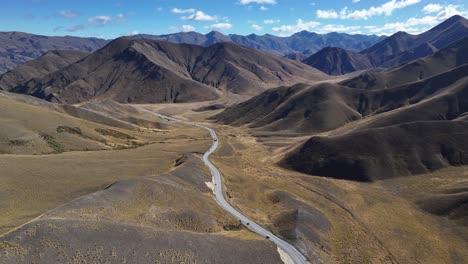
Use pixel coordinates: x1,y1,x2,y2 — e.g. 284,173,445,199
140,108,309,264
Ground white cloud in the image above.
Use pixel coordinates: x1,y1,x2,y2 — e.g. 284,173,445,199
122,30,139,36
264,19,280,24
366,4,467,34
251,24,263,31
352,0,360,3
87,14,126,26
88,15,112,25
422,3,442,13
239,0,276,4
181,11,217,21
340,0,421,20
259,6,268,11
182,24,196,32
316,9,339,19
57,10,79,19
171,8,196,14
210,23,233,30
317,24,361,33
272,19,321,35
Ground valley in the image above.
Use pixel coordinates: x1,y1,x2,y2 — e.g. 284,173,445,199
0,10,467,264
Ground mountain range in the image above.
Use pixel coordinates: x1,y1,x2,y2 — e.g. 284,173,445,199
1,15,466,78
0,12,467,264
0,37,326,103
0,31,107,74
302,15,468,75
215,35,468,181
0,30,383,74
135,30,384,56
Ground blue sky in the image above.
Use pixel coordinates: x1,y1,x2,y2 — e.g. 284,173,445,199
1,0,467,39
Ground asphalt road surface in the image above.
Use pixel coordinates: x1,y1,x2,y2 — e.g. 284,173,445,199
140,108,309,264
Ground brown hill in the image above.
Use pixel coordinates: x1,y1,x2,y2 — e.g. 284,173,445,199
276,64,468,181
213,83,362,134
11,37,326,104
0,31,107,73
302,47,374,75
302,16,468,75
282,121,468,182
215,60,467,140
0,50,88,91
341,37,468,90
361,15,468,67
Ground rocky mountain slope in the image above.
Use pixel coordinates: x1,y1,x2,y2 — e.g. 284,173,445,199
5,37,326,104
0,31,107,73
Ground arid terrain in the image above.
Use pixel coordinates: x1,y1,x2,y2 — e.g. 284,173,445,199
0,12,467,264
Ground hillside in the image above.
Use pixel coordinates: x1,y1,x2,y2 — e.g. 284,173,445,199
282,121,468,181
302,47,374,75
9,37,326,104
341,37,468,90
214,83,362,134
302,15,468,75
0,50,88,91
362,15,468,67
0,31,107,73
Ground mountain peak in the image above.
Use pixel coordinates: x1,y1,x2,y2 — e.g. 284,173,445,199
428,15,468,32
206,31,226,37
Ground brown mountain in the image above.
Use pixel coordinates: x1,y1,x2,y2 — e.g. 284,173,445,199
213,83,362,134
302,15,468,75
341,37,468,90
279,64,468,181
10,37,326,104
282,120,468,182
0,31,107,73
302,47,374,75
216,57,468,132
362,15,468,67
136,30,383,56
0,50,88,91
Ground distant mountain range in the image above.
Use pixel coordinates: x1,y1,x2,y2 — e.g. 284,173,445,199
135,30,384,56
2,15,467,78
0,30,384,74
0,38,326,103
0,31,107,74
302,15,468,75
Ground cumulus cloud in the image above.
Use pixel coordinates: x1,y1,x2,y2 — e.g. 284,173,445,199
239,0,276,4
340,0,421,20
182,24,196,32
259,6,268,11
210,23,233,30
316,10,339,19
317,24,361,33
272,19,321,34
366,4,467,35
171,8,195,14
251,24,263,31
422,3,442,13
182,11,217,21
352,0,360,3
